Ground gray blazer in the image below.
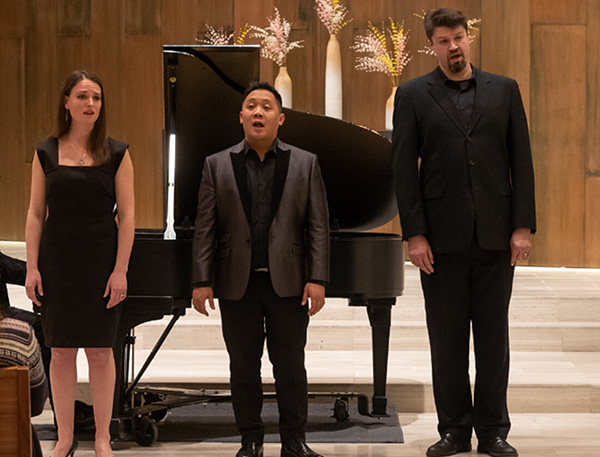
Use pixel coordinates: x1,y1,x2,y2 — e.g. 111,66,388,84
192,139,330,300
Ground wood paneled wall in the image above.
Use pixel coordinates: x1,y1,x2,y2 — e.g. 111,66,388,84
0,0,598,267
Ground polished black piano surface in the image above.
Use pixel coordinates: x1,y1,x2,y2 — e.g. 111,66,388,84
114,45,404,435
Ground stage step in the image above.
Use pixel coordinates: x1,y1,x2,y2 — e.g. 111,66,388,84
129,264,600,353
132,313,600,352
3,241,600,415
71,347,599,414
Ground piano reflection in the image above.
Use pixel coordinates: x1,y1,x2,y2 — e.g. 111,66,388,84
112,45,404,445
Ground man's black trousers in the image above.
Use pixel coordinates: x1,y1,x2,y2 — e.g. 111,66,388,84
420,241,514,442
219,271,309,446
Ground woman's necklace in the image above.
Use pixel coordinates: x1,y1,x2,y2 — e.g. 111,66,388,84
69,139,88,165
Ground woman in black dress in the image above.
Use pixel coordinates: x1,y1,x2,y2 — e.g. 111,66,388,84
25,70,135,457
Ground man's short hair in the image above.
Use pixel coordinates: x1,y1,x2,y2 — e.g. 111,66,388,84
423,8,469,41
242,81,283,112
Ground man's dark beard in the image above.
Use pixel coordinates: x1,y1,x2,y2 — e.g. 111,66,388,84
449,57,467,73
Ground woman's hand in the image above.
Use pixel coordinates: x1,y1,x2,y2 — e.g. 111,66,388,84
25,269,44,306
104,269,127,309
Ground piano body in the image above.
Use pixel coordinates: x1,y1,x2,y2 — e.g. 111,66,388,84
113,45,404,445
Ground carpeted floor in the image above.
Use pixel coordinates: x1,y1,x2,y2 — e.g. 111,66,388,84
36,401,404,444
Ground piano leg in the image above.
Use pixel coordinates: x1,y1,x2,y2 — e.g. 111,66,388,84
365,298,395,416
111,329,133,437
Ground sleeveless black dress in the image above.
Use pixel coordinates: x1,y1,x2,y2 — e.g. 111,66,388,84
36,137,128,347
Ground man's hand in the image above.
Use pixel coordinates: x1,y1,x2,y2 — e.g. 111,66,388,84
192,286,215,316
510,227,532,266
408,235,434,274
302,282,325,316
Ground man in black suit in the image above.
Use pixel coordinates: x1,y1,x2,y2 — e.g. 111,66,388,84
393,8,536,457
192,82,329,457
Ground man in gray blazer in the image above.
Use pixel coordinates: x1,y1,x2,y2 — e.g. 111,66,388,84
393,8,536,457
192,82,329,457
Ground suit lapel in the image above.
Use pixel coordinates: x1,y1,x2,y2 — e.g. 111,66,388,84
230,150,252,224
271,145,290,222
428,70,464,133
467,72,495,136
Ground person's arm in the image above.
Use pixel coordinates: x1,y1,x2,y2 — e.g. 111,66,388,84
508,80,536,234
392,86,428,240
392,86,434,274
191,158,218,316
507,80,536,265
303,155,329,316
104,150,135,309
25,152,47,306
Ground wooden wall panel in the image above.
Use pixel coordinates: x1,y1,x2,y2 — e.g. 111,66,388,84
162,0,206,44
587,0,600,175
25,0,59,160
122,35,164,229
586,177,600,266
481,0,530,114
0,0,25,38
0,39,27,240
125,0,161,35
530,0,586,24
585,0,600,267
196,0,235,40
58,0,91,36
235,0,275,82
0,0,597,266
530,25,587,266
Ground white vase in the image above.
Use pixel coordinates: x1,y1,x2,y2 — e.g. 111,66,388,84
385,86,397,131
275,66,292,108
325,34,343,119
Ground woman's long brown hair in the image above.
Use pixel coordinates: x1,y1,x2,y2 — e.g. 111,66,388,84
57,70,109,164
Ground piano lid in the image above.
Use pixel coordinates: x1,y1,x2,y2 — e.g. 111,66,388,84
163,45,261,232
163,45,397,232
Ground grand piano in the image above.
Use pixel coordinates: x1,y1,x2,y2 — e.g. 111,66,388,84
113,45,404,445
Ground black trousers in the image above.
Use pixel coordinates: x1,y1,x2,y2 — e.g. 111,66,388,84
219,271,309,445
420,240,514,442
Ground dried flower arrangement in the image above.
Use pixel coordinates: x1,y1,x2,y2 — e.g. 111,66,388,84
199,24,251,46
314,0,353,35
351,19,412,87
250,7,304,67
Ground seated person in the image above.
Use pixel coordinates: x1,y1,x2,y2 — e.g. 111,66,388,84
0,311,49,457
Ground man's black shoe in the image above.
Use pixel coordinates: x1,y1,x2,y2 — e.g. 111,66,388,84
236,442,264,457
281,441,323,457
477,437,518,457
426,433,472,457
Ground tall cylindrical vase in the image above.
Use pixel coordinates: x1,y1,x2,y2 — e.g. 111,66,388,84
325,34,342,119
385,86,397,131
275,66,292,108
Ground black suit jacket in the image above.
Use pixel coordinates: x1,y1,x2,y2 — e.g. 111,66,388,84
392,66,536,253
192,139,330,300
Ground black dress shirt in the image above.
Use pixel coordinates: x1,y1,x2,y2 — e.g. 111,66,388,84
439,66,477,130
244,140,277,270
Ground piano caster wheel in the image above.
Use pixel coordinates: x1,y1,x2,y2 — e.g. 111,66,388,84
332,398,349,422
133,415,158,446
